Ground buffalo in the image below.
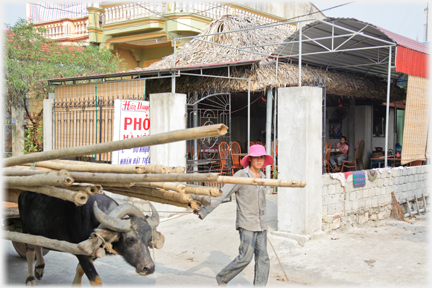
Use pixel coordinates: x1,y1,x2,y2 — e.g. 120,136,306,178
18,191,160,285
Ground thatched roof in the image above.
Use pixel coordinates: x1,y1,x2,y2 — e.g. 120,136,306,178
142,15,405,101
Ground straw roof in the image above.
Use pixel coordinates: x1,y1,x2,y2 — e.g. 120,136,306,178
144,15,405,101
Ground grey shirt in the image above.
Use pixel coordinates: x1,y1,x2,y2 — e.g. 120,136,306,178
197,166,267,232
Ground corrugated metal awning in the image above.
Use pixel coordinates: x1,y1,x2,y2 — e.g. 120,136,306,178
272,17,429,80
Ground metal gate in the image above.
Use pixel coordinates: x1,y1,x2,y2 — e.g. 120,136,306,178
52,96,114,163
186,85,231,174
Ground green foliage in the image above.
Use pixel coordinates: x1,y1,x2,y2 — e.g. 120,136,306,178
4,18,124,117
22,117,43,154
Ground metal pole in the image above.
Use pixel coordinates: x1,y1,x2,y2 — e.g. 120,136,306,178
265,88,273,180
171,72,176,93
248,79,251,150
299,22,302,87
193,103,198,173
384,46,393,167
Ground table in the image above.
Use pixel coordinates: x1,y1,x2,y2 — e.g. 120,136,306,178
370,155,401,168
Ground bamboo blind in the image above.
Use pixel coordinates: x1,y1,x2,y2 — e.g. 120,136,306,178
54,80,147,162
401,75,429,165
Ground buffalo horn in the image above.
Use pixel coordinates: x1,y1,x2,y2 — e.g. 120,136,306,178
146,202,160,229
93,203,133,232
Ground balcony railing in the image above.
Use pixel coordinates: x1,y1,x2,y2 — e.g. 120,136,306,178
101,2,294,32
35,17,89,40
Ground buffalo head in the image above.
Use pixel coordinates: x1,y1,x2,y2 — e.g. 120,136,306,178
93,202,159,276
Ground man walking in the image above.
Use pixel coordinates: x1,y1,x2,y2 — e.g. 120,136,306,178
195,144,274,286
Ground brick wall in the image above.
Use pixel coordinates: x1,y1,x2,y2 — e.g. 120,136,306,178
321,165,430,232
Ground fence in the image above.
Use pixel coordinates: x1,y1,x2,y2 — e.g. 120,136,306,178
321,165,430,232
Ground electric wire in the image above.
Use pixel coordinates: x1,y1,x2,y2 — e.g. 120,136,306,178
30,1,355,46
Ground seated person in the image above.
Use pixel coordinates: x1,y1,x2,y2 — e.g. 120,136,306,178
330,136,348,172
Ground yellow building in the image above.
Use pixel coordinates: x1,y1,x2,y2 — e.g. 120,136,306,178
28,2,325,71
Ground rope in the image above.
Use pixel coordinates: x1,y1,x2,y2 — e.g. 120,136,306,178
93,231,117,255
267,236,289,282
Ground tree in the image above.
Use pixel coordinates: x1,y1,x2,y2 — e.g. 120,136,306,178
4,18,124,121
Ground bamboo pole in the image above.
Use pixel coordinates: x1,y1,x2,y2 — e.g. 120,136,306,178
164,166,186,174
106,189,197,209
4,231,90,255
22,162,170,174
188,194,212,206
217,176,306,188
184,184,222,197
3,169,305,188
4,124,228,167
67,184,102,196
10,185,88,206
3,169,220,183
4,174,74,188
135,182,186,193
107,186,192,204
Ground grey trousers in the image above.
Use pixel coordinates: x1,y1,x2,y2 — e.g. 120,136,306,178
216,228,270,286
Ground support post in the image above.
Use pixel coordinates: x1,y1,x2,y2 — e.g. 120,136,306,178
247,79,251,150
275,87,323,240
384,46,393,167
298,22,302,87
348,98,356,162
265,88,273,180
43,99,54,151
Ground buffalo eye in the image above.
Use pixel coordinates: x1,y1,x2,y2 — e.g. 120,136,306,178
126,237,136,245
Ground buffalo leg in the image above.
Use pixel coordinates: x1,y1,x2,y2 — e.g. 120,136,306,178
75,255,102,286
72,263,85,286
25,244,37,285
34,245,45,280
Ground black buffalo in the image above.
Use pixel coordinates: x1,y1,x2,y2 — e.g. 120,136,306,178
18,191,159,285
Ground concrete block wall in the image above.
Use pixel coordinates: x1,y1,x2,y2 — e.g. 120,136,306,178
321,165,430,232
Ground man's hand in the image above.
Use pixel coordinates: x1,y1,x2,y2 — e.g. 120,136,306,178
193,209,204,219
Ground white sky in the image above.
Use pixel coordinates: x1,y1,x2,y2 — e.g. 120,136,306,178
2,1,430,42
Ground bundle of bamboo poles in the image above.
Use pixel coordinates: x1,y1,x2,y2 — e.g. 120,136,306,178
4,124,306,209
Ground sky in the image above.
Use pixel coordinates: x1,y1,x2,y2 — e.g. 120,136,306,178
1,1,429,42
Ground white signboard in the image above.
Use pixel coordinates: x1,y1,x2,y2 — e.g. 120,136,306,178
112,99,150,165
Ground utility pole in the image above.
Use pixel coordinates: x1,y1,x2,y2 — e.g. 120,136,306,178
425,3,429,42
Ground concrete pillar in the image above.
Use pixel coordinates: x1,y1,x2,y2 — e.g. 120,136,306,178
348,98,356,161
274,87,323,241
148,93,187,215
149,93,187,168
43,99,54,151
11,106,25,156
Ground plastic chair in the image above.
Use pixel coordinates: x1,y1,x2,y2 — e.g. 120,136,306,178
230,142,243,175
341,141,359,172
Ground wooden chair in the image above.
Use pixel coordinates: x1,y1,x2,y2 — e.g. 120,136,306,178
249,141,255,147
190,141,201,160
356,140,365,170
323,141,337,173
341,141,359,172
218,142,230,175
230,142,243,175
270,142,278,175
408,160,423,166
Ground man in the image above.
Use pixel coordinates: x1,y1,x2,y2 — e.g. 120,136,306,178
194,144,274,286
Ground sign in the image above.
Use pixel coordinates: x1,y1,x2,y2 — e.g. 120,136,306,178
112,99,151,165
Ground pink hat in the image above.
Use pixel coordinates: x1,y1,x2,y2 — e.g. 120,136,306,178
241,144,274,167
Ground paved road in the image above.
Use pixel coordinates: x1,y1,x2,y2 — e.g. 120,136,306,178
2,194,430,286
